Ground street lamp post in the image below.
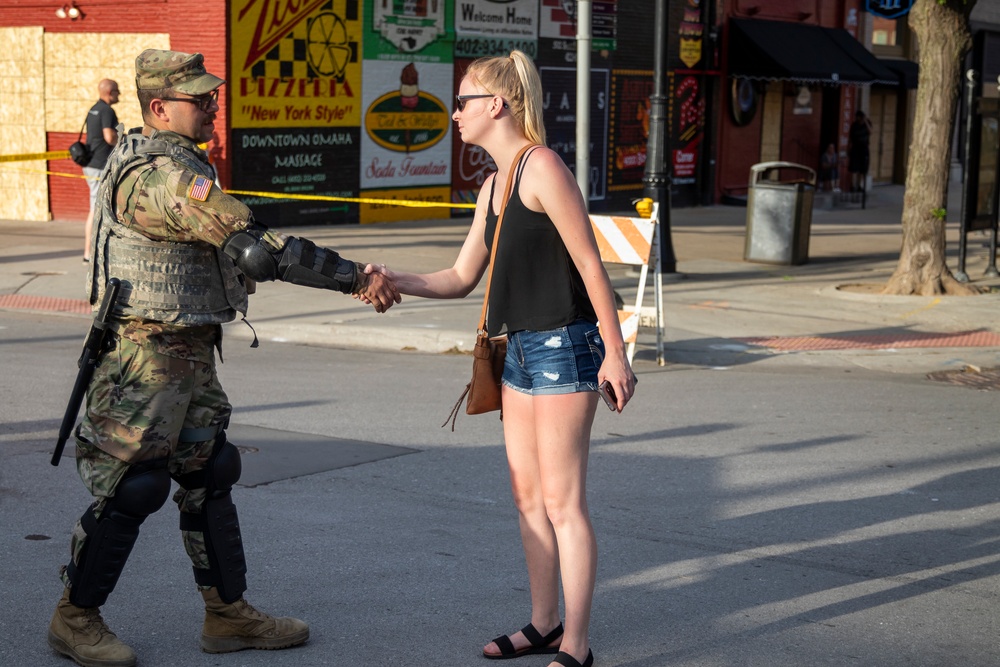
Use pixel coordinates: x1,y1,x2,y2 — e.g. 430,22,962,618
643,0,677,273
576,0,591,205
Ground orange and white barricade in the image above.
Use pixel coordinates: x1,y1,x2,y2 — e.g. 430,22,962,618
590,203,665,365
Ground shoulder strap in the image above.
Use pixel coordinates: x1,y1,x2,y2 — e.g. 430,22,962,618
513,145,538,184
478,143,535,333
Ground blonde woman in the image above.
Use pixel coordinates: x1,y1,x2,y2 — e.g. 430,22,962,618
366,51,634,667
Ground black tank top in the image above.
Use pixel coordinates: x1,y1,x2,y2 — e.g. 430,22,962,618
483,148,597,336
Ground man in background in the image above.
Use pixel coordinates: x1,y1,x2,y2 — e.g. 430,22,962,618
847,110,872,194
82,79,120,262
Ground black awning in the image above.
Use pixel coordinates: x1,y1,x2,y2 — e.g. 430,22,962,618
826,29,901,85
729,18,897,85
879,58,920,89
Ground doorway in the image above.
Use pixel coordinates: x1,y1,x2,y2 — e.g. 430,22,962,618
869,88,898,184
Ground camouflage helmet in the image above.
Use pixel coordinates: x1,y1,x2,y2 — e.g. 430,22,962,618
135,49,224,95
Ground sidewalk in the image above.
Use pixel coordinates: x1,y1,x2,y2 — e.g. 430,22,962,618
2,183,999,375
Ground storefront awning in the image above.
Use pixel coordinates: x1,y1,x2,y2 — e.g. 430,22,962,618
729,18,900,86
825,29,902,85
879,58,920,89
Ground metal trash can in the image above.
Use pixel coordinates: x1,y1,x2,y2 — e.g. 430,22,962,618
744,161,815,265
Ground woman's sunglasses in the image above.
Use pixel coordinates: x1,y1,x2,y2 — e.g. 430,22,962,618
455,94,509,112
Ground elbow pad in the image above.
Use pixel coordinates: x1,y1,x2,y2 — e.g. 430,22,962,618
221,227,280,282
276,237,358,294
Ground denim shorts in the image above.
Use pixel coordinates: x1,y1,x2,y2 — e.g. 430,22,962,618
502,319,605,395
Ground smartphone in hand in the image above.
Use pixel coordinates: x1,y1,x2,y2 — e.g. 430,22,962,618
598,380,617,412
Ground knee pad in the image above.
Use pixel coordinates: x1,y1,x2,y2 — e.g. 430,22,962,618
209,437,242,495
173,431,241,495
178,432,247,603
68,465,171,608
115,464,173,514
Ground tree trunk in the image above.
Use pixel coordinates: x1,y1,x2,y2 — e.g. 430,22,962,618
883,0,980,296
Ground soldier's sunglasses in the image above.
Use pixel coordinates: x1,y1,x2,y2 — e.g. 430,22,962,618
159,89,219,113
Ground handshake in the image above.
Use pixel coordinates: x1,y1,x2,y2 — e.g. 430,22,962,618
353,262,400,313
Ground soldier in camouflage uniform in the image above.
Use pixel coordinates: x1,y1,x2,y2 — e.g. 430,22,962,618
48,49,400,667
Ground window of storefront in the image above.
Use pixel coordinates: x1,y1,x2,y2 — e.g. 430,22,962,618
871,16,910,57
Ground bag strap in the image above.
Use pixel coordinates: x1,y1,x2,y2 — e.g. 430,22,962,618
77,113,90,141
478,143,535,334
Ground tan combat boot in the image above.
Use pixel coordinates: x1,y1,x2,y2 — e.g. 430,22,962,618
200,587,309,653
47,588,137,667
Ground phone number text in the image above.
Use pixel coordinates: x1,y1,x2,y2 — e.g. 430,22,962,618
455,39,538,59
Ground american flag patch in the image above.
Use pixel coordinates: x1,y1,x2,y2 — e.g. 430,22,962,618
187,176,212,202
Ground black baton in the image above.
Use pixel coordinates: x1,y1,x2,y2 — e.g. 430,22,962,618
52,277,121,466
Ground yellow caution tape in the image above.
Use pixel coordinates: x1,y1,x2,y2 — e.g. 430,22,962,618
0,150,71,163
0,152,479,210
0,164,91,179
225,189,475,209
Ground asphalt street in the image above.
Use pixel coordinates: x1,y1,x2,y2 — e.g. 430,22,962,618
2,311,999,667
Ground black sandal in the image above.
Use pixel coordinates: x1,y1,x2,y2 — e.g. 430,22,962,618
553,649,594,667
483,622,563,660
